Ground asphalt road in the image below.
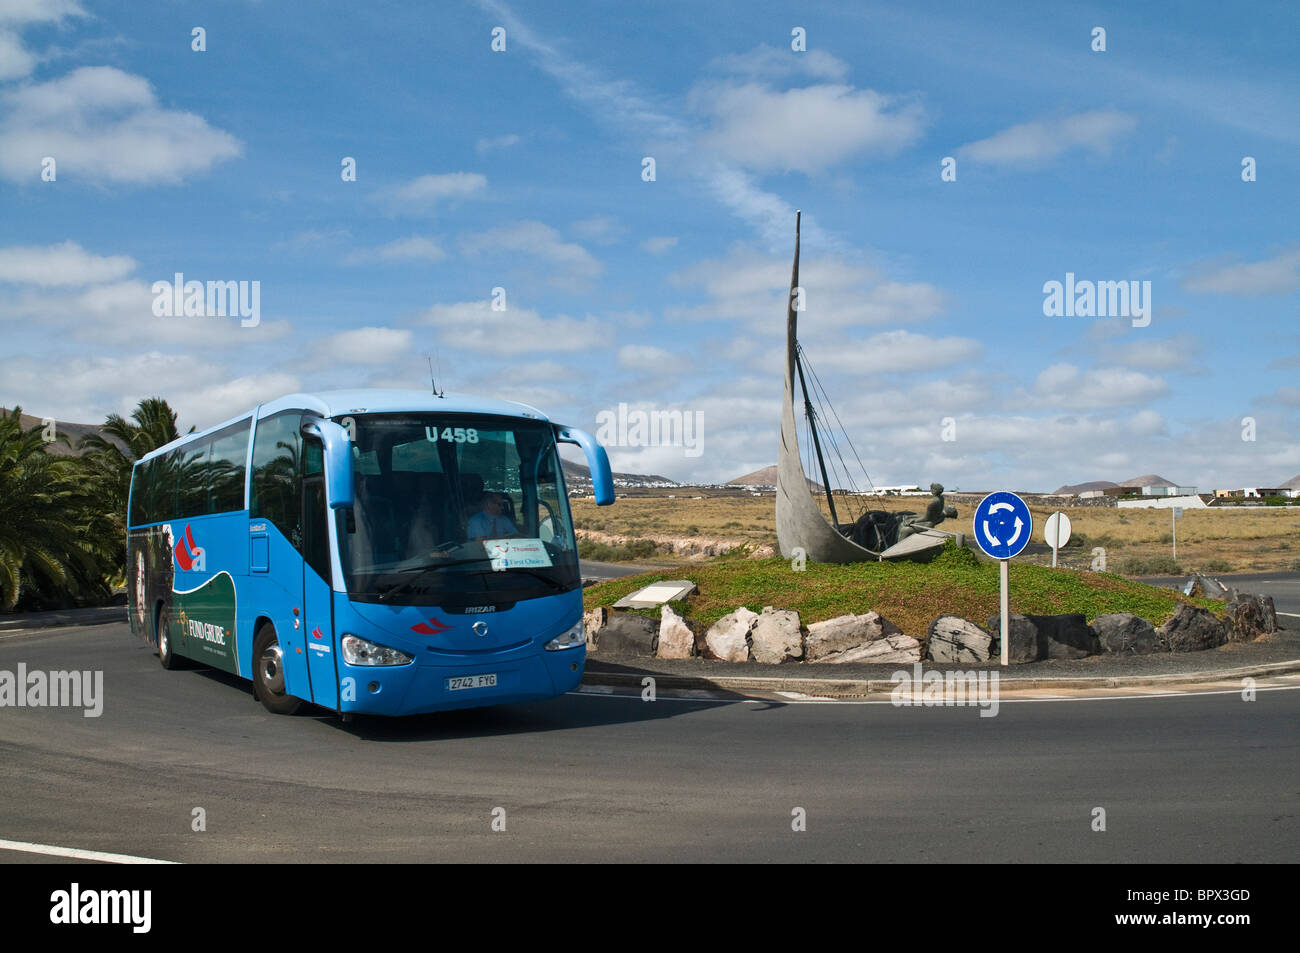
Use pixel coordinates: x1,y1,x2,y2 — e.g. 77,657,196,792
1139,571,1300,617
2,625,1297,863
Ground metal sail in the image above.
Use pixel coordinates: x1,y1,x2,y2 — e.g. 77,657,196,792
775,211,949,563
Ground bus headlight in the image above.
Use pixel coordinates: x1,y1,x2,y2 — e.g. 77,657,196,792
341,634,414,666
544,620,585,651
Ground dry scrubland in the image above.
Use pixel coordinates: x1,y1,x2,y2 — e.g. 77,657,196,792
570,491,1300,574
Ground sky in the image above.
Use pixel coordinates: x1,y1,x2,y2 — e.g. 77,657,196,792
1,0,1297,492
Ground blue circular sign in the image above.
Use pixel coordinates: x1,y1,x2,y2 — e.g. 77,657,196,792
972,491,1033,560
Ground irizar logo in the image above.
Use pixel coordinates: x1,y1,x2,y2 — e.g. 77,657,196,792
464,605,496,613
49,883,151,933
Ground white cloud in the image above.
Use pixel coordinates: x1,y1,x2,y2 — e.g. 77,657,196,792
0,30,35,80
693,81,924,174
1262,385,1300,407
1102,333,1203,372
272,228,351,254
668,244,945,328
310,327,414,364
379,172,487,212
0,350,297,428
459,220,602,283
1128,409,1167,436
0,66,242,184
709,44,850,83
571,216,625,245
344,236,445,265
959,110,1136,165
640,236,678,256
1030,363,1167,408
1182,249,1300,297
419,299,612,354
474,133,520,154
0,0,84,25
0,277,292,348
0,240,134,286
617,344,677,368
806,330,982,373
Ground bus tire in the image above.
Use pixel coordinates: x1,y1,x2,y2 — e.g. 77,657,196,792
253,624,302,715
157,605,187,670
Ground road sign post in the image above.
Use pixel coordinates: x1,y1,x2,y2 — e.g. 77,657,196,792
973,492,1034,666
1172,506,1183,563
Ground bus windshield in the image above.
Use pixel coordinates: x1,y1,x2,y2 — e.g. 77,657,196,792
337,413,581,604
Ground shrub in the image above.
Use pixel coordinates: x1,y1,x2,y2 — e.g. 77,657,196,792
1118,555,1183,575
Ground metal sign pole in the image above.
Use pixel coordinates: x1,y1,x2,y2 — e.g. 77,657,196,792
1172,508,1177,563
1000,559,1009,666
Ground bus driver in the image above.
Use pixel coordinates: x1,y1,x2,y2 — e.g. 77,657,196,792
467,491,520,541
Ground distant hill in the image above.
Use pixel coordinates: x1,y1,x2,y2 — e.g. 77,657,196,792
1122,473,1177,488
2,408,115,457
1281,474,1300,490
1053,480,1119,495
1054,474,1179,495
727,465,823,492
561,460,679,486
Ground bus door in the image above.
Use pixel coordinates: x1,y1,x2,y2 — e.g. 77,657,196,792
301,436,339,709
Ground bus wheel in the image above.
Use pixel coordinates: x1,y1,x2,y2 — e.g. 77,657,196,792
253,624,302,715
157,606,187,670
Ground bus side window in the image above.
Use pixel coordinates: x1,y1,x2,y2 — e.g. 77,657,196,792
301,437,331,581
251,413,303,549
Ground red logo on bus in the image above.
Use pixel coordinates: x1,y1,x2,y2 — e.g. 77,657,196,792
173,524,202,571
411,617,452,635
311,627,325,640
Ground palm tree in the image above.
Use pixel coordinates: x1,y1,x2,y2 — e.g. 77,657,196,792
78,397,192,576
0,408,102,609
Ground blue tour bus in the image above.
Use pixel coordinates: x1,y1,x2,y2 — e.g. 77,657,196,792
125,389,615,716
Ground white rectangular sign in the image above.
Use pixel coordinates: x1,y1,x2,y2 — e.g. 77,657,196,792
482,537,553,571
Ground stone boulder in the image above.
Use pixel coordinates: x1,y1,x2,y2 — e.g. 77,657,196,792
749,607,802,664
1158,603,1228,652
703,607,757,662
656,605,695,659
805,612,901,662
1027,613,1099,659
1093,613,1163,655
926,616,993,664
1225,594,1277,642
828,633,922,664
583,607,608,649
596,612,657,657
986,613,1040,663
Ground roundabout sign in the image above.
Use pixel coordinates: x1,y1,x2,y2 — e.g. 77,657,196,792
973,491,1034,666
973,491,1033,560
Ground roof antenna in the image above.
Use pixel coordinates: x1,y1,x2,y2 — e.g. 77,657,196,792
431,351,447,395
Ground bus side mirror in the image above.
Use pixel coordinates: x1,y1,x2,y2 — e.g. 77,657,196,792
302,417,354,509
554,425,615,506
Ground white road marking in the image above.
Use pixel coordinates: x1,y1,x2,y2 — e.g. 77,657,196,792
570,684,1300,705
0,838,178,864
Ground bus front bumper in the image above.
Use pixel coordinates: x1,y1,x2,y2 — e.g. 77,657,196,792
337,644,586,716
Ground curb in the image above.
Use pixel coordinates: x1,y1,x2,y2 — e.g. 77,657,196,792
580,659,1300,697
0,606,126,633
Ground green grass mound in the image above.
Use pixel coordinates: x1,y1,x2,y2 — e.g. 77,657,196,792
584,543,1225,636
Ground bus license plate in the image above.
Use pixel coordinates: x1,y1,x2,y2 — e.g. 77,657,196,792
447,674,497,692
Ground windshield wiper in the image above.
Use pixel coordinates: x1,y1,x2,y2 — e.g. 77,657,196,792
377,557,490,602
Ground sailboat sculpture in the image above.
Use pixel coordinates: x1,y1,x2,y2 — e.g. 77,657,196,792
776,211,954,563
